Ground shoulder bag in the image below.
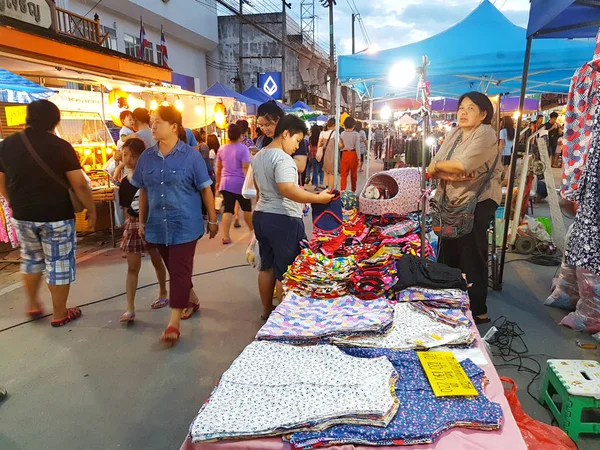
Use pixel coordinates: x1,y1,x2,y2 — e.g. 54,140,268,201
19,132,86,213
430,133,500,239
316,131,333,163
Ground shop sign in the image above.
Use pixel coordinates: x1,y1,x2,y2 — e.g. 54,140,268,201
0,0,53,29
5,105,27,126
258,72,282,100
49,89,109,115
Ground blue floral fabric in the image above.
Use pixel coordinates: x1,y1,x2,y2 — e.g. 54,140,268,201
287,349,503,448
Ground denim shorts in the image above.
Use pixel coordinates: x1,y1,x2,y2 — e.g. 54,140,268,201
12,219,76,285
252,211,306,281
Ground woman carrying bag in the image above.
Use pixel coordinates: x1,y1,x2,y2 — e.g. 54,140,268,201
319,118,336,190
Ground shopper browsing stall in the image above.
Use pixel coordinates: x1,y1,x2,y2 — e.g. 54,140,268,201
428,92,502,325
319,118,337,190
117,138,169,323
339,117,361,192
252,115,334,320
132,106,218,344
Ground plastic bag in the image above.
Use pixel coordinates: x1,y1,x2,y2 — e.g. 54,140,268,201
242,164,256,199
545,263,579,311
560,268,600,334
501,377,577,450
246,233,261,271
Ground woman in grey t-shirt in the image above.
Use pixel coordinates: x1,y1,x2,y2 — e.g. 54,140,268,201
252,115,333,320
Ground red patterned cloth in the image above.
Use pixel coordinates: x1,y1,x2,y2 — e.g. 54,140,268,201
120,216,150,255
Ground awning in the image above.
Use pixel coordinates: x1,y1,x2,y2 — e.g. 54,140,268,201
292,101,313,112
0,68,55,103
527,0,600,39
242,86,291,111
203,83,261,115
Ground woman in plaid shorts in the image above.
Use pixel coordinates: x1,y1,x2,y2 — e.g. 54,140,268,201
118,138,169,323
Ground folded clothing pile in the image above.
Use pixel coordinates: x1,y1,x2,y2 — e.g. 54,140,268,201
395,287,470,310
348,254,397,300
256,293,394,343
283,249,356,298
393,254,468,292
412,302,472,328
287,349,503,448
189,342,400,443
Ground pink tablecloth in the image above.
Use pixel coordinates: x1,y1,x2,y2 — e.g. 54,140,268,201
180,321,527,450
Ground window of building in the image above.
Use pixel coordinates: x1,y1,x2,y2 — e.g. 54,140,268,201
156,43,163,66
124,34,140,58
101,25,118,51
144,41,154,63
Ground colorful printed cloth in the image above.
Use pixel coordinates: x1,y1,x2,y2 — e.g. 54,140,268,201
395,287,470,310
189,342,400,442
412,302,472,328
256,293,394,342
287,349,503,448
333,303,474,350
348,254,398,300
562,31,600,201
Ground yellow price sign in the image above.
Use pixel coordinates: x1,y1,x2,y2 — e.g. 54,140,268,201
417,351,479,397
5,106,27,127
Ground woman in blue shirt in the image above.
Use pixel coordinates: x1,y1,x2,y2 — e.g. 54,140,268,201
132,106,218,344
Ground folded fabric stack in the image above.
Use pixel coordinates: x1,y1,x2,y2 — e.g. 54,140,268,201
287,349,503,448
395,287,470,310
256,293,394,343
283,248,356,298
348,254,398,300
333,303,475,350
189,342,400,443
393,254,468,292
412,302,472,328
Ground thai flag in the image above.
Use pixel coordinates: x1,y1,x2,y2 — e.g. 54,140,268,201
139,18,148,59
160,27,170,68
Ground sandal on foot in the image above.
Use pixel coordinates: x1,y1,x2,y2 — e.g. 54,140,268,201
26,308,44,319
233,221,241,228
151,297,169,309
222,237,232,245
160,326,180,344
181,302,200,320
51,307,82,328
119,311,136,323
474,316,491,325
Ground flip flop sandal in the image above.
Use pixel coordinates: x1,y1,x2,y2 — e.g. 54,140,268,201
160,326,180,344
233,221,242,228
26,308,44,319
181,302,200,320
119,311,136,323
151,297,169,309
474,316,491,325
222,237,232,245
51,307,82,328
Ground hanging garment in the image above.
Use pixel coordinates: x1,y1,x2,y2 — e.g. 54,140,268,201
287,349,503,448
256,293,394,342
393,254,467,292
189,342,400,443
0,196,19,248
562,30,600,201
333,303,474,350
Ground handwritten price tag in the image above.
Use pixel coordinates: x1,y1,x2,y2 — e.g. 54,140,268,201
5,106,27,127
417,351,479,397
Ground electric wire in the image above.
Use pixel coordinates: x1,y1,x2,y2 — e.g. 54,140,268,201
0,264,251,334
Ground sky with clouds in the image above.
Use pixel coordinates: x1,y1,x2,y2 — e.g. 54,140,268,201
310,0,531,56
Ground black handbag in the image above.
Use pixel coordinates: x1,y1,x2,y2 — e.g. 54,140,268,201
430,133,499,239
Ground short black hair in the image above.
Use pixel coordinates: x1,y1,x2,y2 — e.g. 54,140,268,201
550,112,559,119
457,91,494,125
537,114,544,120
344,117,356,129
257,100,285,122
122,137,146,158
227,123,242,141
119,110,134,123
26,100,61,131
274,114,308,138
355,121,363,132
326,117,336,128
236,119,249,134
132,108,151,124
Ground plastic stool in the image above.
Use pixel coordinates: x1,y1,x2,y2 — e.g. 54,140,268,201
539,359,600,442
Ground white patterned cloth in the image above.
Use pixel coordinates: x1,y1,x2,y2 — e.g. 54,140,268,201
189,342,399,442
333,303,474,350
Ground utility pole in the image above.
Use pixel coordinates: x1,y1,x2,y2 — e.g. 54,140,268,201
282,1,291,102
351,13,356,116
238,0,244,92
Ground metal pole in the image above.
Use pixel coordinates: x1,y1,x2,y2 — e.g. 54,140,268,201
329,1,335,115
499,36,533,286
238,0,244,93
419,56,429,259
351,13,356,117
203,96,208,134
282,1,288,102
334,81,342,189
366,87,374,179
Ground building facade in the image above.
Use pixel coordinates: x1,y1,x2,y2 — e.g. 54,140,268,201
58,0,218,92
213,12,332,108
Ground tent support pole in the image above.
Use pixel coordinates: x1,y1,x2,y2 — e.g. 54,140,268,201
366,86,374,180
419,55,429,259
333,81,342,189
498,36,532,288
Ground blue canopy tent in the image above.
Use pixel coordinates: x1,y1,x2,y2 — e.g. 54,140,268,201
0,68,55,103
499,0,600,287
291,101,313,112
242,86,291,111
202,82,261,115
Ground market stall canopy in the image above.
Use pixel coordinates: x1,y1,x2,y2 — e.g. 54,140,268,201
527,0,600,39
242,86,291,111
203,83,261,115
338,0,597,99
397,114,418,125
431,96,540,112
0,68,55,103
292,101,314,112
374,98,421,111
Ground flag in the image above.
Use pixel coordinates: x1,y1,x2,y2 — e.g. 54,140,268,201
160,26,170,69
139,17,148,60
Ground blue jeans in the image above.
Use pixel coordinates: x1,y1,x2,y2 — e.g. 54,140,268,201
308,158,324,186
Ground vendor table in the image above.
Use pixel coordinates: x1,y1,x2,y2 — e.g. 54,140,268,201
179,318,527,450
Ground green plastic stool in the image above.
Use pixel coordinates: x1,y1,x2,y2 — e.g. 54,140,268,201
539,359,600,442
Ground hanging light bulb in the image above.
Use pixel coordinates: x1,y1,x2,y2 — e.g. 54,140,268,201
150,99,158,110
127,95,135,109
195,104,203,115
214,102,227,129
162,100,170,107
175,98,184,111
